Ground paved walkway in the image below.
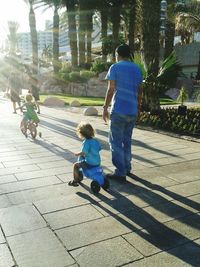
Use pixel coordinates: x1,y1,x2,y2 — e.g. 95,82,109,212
0,96,200,267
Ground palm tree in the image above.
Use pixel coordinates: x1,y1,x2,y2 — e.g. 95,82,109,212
7,21,19,56
96,0,109,62
110,0,123,60
175,0,200,44
121,0,137,55
24,0,39,74
62,0,78,67
85,0,94,64
164,0,176,59
78,0,86,66
36,0,63,73
139,0,161,113
140,0,161,74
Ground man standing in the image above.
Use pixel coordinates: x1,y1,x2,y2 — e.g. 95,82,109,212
103,44,143,182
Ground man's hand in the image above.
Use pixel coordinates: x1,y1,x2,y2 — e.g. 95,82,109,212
103,108,109,123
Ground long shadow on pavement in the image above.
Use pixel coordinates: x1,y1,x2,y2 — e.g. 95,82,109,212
77,178,200,266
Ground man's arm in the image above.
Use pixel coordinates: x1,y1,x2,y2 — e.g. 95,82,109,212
102,80,115,123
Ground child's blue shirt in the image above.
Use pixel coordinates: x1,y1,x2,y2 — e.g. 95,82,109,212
81,138,101,166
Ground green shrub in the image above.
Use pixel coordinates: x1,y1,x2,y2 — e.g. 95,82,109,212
91,61,112,74
69,71,87,83
137,108,200,136
80,70,96,81
60,61,72,73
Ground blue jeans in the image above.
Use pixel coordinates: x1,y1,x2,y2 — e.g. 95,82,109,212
109,113,137,176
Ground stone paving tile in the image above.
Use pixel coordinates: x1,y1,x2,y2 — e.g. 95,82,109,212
0,228,5,244
142,200,198,224
71,236,143,267
2,155,63,167
0,176,61,194
28,151,57,158
0,164,40,176
124,240,200,267
123,217,195,257
56,173,75,182
8,183,96,205
0,147,17,153
182,152,200,160
168,180,200,197
56,216,131,250
34,194,90,214
165,213,200,241
0,154,30,163
0,204,46,236
15,166,69,180
0,163,5,169
166,169,200,183
151,157,188,166
44,204,104,230
0,195,13,209
0,174,17,184
7,228,74,267
130,175,178,188
91,190,179,218
37,159,68,169
0,243,15,267
188,193,200,207
0,150,27,159
158,159,200,174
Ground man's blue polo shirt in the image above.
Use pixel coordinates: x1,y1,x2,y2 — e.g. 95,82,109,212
106,60,142,115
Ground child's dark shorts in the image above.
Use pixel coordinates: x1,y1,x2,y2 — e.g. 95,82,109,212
78,160,98,169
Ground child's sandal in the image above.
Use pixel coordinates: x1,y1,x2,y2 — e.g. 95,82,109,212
68,180,79,187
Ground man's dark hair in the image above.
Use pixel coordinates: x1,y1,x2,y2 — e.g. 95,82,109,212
116,44,131,58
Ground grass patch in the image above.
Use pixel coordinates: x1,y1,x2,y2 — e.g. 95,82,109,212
160,98,178,105
39,93,178,106
40,93,104,106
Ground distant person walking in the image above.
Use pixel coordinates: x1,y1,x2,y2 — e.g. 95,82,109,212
9,71,22,114
103,44,143,182
29,76,40,114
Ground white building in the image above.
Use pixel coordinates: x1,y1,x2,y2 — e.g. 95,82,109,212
17,20,69,61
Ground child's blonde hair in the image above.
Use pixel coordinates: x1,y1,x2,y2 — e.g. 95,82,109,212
76,122,95,139
25,94,33,102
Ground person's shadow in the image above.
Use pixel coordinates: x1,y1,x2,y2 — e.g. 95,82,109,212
76,176,200,266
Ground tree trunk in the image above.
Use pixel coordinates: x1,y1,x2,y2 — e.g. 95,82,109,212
197,52,200,80
86,10,93,64
164,1,175,59
100,8,108,62
53,6,60,73
78,1,86,66
29,4,38,74
141,0,161,75
111,5,121,61
128,1,136,55
164,20,175,59
140,0,161,113
65,0,78,67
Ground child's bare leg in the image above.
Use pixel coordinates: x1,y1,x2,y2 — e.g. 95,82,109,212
36,101,40,113
20,119,27,134
13,102,16,113
68,162,83,186
18,101,22,112
73,162,82,182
